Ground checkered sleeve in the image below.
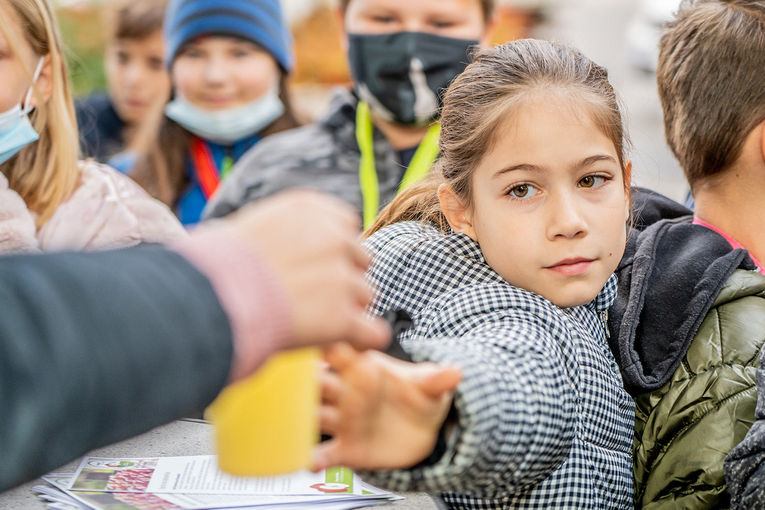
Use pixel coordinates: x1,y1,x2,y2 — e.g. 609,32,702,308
359,304,578,497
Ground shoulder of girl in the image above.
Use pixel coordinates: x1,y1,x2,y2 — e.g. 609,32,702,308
365,221,441,251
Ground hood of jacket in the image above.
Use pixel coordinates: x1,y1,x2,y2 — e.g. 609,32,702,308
607,187,756,394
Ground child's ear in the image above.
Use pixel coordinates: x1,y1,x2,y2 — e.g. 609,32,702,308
28,55,53,109
760,121,765,165
438,183,477,240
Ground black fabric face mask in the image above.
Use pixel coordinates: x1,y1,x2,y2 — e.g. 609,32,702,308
347,31,478,126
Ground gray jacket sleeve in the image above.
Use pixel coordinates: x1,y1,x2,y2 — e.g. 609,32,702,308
0,246,233,491
725,345,765,509
358,302,577,498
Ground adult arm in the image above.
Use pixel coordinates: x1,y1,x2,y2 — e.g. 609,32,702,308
0,246,233,491
0,190,390,492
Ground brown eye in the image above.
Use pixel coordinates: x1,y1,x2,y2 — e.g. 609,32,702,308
509,183,538,198
512,185,528,197
578,175,607,189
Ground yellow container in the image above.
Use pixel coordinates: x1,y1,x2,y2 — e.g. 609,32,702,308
207,347,319,476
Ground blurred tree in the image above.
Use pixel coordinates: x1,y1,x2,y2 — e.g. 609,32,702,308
57,4,107,96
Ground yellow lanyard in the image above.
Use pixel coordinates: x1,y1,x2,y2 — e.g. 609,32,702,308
356,101,441,230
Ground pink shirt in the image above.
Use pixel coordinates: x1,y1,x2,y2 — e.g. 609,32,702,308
693,217,764,273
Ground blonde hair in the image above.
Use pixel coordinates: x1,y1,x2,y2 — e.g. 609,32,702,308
366,39,629,238
0,0,80,227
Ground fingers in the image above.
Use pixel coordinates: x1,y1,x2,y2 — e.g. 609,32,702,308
351,275,375,309
312,439,342,472
348,241,373,272
324,342,361,373
343,312,391,351
321,369,343,404
418,364,462,398
319,405,341,436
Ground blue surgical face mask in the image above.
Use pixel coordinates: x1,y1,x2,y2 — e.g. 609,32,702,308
165,87,285,145
0,58,44,165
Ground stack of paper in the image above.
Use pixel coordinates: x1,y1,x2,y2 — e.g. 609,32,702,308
34,455,402,510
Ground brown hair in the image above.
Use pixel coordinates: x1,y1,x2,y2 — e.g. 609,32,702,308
338,0,496,22
106,0,168,42
0,0,80,227
129,73,299,206
366,38,629,237
657,0,765,191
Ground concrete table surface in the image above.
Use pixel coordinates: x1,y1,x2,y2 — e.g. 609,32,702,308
0,420,439,509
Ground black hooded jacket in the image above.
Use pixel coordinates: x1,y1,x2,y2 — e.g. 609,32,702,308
608,187,755,394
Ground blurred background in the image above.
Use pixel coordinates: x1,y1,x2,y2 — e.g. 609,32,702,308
55,0,687,202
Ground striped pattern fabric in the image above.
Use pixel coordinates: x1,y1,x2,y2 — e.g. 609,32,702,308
361,221,634,509
164,0,293,70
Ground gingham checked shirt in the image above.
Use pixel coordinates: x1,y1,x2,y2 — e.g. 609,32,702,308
361,222,634,509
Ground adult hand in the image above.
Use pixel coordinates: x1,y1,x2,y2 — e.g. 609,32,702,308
314,342,462,471
223,190,391,352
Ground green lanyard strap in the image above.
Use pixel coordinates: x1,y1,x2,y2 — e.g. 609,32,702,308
356,101,441,230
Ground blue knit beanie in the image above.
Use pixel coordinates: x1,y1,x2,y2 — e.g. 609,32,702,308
164,0,293,72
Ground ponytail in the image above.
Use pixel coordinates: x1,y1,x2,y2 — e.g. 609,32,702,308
363,167,450,238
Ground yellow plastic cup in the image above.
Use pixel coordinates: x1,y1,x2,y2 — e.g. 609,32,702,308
207,347,319,476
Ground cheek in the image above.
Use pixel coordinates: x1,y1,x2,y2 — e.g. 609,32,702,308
171,64,199,98
233,57,279,98
104,58,122,84
148,69,171,95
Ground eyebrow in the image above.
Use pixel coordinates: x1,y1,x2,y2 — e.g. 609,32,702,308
493,154,618,178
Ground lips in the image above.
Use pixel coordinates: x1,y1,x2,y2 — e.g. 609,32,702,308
545,257,595,276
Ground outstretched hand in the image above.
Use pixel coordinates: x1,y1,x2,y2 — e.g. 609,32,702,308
314,342,461,471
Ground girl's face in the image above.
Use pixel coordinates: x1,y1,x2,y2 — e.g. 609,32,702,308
444,95,630,308
172,36,279,111
0,5,44,113
105,30,170,124
344,0,486,40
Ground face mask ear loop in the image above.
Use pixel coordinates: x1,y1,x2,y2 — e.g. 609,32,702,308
22,57,45,115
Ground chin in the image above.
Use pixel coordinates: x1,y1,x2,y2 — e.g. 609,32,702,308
547,287,600,309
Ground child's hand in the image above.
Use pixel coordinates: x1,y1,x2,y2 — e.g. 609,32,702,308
313,342,461,471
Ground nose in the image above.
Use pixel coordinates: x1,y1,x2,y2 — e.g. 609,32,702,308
402,16,426,33
124,62,142,88
203,56,227,86
545,189,588,240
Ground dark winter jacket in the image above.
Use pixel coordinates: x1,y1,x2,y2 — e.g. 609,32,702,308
0,246,232,491
608,188,765,509
75,93,126,163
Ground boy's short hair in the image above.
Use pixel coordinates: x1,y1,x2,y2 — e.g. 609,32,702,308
107,0,169,41
657,0,765,190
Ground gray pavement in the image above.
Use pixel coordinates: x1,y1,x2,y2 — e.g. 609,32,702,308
533,0,688,203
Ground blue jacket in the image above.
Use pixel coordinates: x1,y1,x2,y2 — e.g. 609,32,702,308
178,136,259,225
